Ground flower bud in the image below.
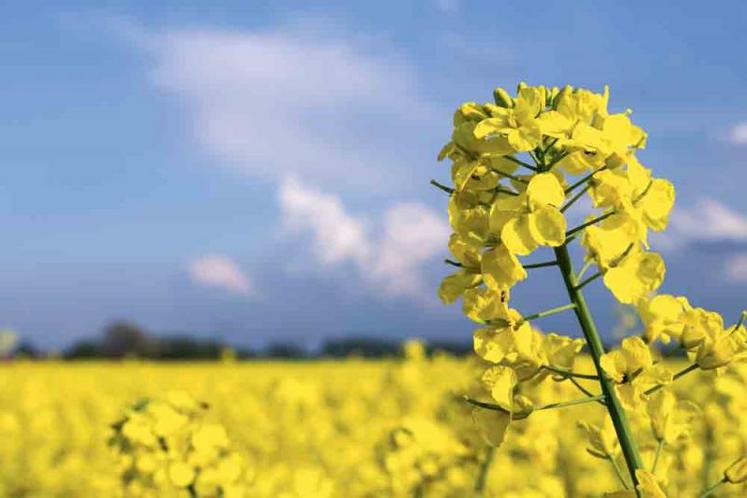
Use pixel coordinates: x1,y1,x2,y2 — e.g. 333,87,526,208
547,86,560,106
457,102,488,122
552,85,573,110
725,456,747,483
511,394,534,420
492,87,514,108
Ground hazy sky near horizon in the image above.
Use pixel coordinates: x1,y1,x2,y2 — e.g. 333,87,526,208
2,1,747,348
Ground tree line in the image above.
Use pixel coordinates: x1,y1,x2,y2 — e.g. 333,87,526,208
5,320,473,360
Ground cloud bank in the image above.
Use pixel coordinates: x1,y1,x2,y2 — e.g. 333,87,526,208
655,198,747,283
279,178,448,300
142,25,448,301
147,26,434,192
188,255,253,296
728,122,747,145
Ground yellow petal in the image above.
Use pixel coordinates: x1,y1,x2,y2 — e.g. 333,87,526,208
462,288,510,323
635,470,667,498
555,150,605,175
582,212,642,269
537,110,573,137
600,350,626,382
482,154,520,176
481,244,527,290
506,122,542,152
526,173,565,208
589,170,633,209
473,117,509,139
637,178,675,231
438,271,482,304
481,365,517,411
620,336,653,372
725,456,747,484
626,155,652,195
437,141,455,161
168,462,195,487
528,205,567,246
489,194,526,235
638,294,690,344
448,233,482,268
471,408,511,447
603,251,665,304
501,215,538,256
543,333,585,371
514,86,545,121
473,326,516,363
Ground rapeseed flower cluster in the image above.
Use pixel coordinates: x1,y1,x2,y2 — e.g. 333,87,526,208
435,83,747,496
109,391,247,498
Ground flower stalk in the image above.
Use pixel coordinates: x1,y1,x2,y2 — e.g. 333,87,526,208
554,245,644,490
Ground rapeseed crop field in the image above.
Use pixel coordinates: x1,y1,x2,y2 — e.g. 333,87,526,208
1,349,745,497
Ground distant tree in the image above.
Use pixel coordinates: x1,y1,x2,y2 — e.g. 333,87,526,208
101,321,156,358
156,335,223,360
264,342,307,359
426,340,472,356
65,339,101,359
321,337,400,358
14,340,41,359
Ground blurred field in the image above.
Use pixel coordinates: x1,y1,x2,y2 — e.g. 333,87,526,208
1,352,745,497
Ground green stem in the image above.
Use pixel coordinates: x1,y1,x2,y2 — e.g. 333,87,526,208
523,260,558,270
698,478,726,498
463,394,603,412
542,364,600,380
609,456,631,489
730,310,747,334
544,150,570,171
560,183,591,213
644,363,699,396
494,187,519,197
565,166,606,194
414,483,425,498
444,259,463,267
498,171,528,184
652,439,664,474
542,137,559,156
567,377,606,404
463,396,508,412
535,394,605,411
701,424,715,496
503,155,538,172
565,211,616,239
519,303,577,324
430,179,454,194
576,259,594,281
554,245,644,491
474,446,495,496
575,271,603,291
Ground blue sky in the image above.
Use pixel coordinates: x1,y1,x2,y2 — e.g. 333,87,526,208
2,1,747,349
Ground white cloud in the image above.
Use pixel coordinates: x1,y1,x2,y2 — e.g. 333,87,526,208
728,122,747,145
144,26,434,192
371,202,450,297
725,254,747,282
188,256,253,296
135,25,449,301
667,198,747,246
278,178,449,301
279,177,371,267
652,198,747,283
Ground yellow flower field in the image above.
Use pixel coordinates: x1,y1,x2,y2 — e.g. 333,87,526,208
1,349,745,497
